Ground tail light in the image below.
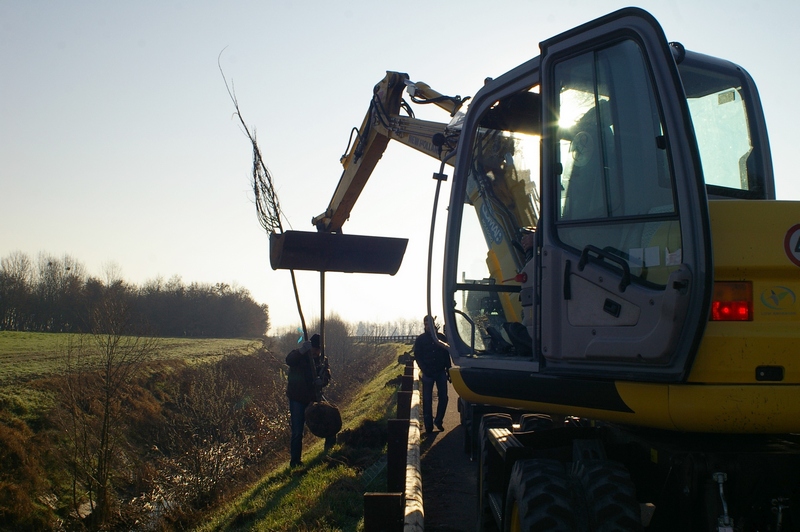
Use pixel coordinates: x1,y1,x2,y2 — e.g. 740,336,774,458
711,282,752,321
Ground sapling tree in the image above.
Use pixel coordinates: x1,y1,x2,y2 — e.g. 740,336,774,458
60,280,156,529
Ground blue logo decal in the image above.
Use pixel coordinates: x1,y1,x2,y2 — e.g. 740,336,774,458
760,286,796,310
479,202,505,245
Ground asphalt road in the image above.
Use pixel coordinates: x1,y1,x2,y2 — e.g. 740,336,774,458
419,381,478,531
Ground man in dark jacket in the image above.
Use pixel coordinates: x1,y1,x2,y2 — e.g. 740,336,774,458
285,333,332,467
413,317,451,435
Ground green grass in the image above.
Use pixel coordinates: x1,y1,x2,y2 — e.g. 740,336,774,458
0,331,262,420
198,347,405,532
0,331,261,384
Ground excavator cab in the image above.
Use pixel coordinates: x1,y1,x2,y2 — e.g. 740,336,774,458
445,7,780,407
445,9,718,386
304,4,788,434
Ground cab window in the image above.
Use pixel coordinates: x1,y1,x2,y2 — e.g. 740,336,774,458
452,88,540,356
554,39,680,286
679,62,761,197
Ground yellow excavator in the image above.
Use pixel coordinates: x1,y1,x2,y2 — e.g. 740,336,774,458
272,7,800,531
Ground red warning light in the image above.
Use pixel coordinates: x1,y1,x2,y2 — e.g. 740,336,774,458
711,282,753,321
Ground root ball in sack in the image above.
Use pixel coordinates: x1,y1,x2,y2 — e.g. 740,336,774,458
305,401,342,438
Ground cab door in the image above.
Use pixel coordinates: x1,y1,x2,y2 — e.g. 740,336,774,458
538,8,712,382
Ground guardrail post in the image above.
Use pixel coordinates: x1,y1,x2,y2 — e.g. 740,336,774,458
397,391,412,420
387,418,409,492
401,374,414,392
363,492,404,532
363,359,423,531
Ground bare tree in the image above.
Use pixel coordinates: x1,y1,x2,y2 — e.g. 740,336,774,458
60,281,157,529
270,327,304,357
313,313,353,362
101,261,124,287
32,253,86,332
0,251,33,330
161,365,247,506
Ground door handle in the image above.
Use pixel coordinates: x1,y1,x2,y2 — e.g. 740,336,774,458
577,245,632,292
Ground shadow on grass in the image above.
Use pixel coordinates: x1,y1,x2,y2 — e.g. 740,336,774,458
219,418,391,531
209,367,407,531
223,463,314,530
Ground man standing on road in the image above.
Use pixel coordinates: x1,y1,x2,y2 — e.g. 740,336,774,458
285,333,332,467
413,316,451,435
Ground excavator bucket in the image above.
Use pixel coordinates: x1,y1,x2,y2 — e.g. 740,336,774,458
269,230,408,274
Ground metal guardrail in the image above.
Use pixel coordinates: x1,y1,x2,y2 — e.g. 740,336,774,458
403,364,423,531
352,335,418,344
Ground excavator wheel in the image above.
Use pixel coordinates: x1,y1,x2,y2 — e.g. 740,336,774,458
478,413,513,532
573,459,642,531
503,459,577,532
518,413,553,432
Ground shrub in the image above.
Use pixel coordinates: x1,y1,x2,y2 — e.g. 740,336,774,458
0,415,51,529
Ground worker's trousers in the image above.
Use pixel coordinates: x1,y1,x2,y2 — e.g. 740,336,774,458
421,370,448,433
289,399,335,466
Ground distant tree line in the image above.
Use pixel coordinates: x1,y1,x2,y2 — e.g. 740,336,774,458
271,318,423,344
0,251,269,337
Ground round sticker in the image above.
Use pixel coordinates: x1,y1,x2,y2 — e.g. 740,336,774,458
784,224,800,267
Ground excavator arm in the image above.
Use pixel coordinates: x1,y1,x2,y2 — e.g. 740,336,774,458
312,71,466,233
270,72,466,274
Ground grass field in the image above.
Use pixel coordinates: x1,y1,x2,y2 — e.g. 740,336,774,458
0,331,262,385
0,331,263,420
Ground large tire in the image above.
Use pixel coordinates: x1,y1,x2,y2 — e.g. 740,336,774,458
518,413,553,432
478,413,513,532
574,460,642,532
503,459,578,532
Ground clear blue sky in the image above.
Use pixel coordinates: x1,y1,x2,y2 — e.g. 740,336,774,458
2,1,799,331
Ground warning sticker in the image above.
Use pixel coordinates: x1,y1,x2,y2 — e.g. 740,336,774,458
784,224,800,267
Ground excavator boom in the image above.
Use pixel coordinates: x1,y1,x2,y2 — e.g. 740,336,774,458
312,71,463,233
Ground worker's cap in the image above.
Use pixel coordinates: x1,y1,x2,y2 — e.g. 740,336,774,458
310,334,321,348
